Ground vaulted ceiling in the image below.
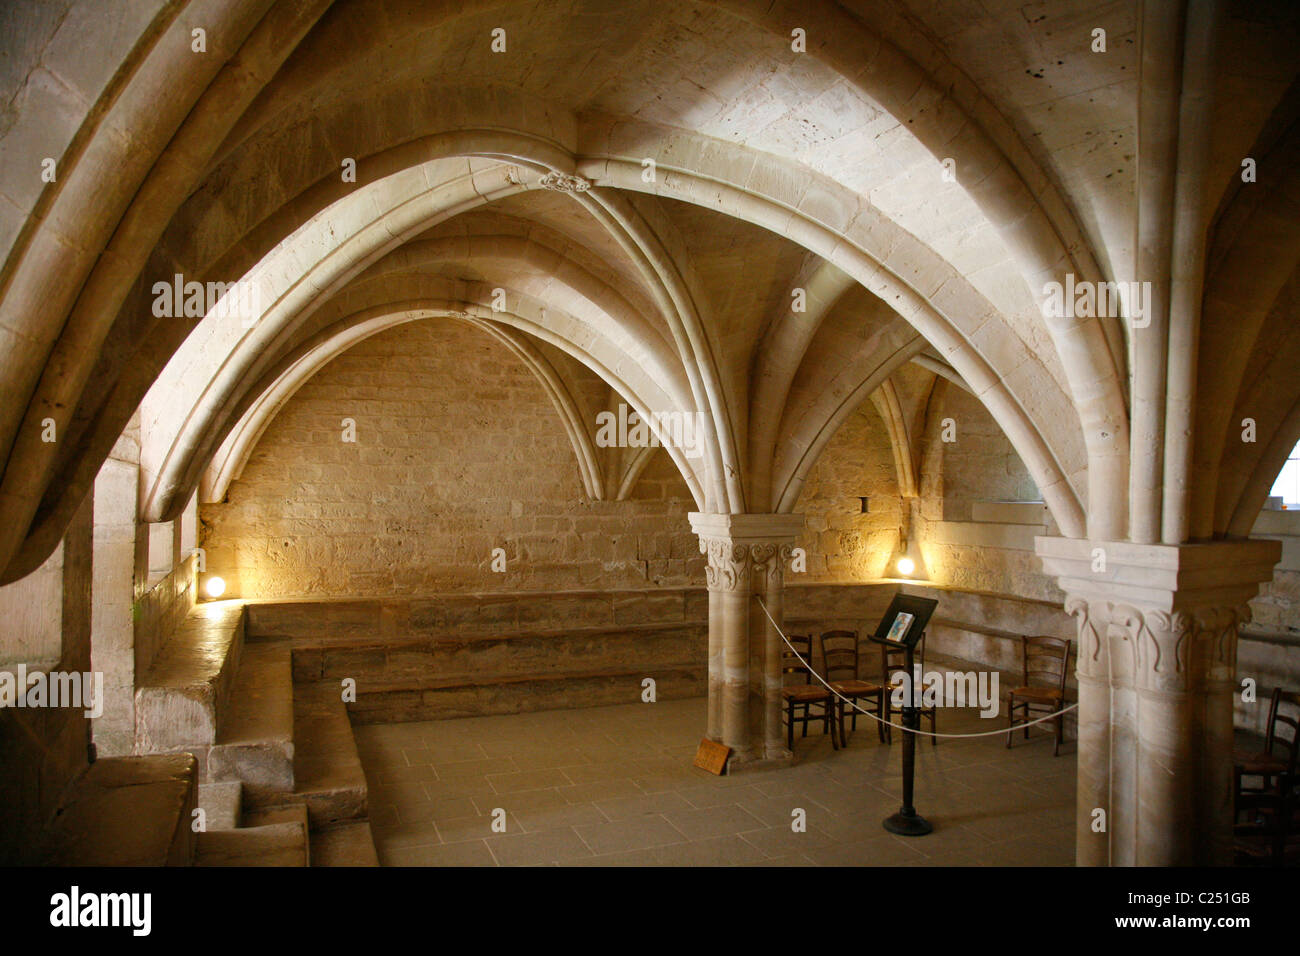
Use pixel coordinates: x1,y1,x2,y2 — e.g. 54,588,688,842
0,0,1296,582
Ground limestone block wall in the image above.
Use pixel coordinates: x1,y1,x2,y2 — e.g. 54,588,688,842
200,320,703,598
917,384,1058,601
134,553,197,685
1247,511,1300,635
241,583,897,721
0,536,64,667
0,496,93,864
90,454,139,756
935,387,1041,516
792,403,902,582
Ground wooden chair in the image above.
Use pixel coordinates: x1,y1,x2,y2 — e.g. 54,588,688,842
781,634,835,751
821,630,886,747
1006,635,1071,756
1233,781,1300,866
1234,688,1300,801
881,632,937,747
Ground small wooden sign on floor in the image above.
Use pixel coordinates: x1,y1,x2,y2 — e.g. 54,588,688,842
693,738,732,775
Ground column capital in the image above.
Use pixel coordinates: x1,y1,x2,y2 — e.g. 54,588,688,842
688,512,805,544
1036,536,1278,865
1035,536,1280,612
690,513,804,592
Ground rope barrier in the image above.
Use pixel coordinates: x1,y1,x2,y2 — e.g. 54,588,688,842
754,596,1077,740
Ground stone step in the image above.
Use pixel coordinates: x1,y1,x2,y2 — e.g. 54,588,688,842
43,754,198,866
347,665,707,723
309,821,379,867
243,800,309,833
287,623,706,686
134,601,245,756
197,781,242,831
194,822,308,867
208,642,295,799
283,681,368,828
243,801,310,866
244,590,706,644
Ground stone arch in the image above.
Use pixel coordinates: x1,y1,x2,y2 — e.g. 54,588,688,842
202,308,608,506
0,16,1132,575
581,141,1087,534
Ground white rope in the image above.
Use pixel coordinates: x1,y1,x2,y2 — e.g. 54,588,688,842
755,596,1078,740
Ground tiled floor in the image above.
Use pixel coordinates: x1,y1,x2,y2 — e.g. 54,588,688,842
354,696,1077,866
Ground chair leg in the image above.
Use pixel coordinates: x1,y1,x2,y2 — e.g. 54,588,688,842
801,702,809,738
787,700,795,751
1007,696,1015,748
1054,710,1062,757
876,691,886,743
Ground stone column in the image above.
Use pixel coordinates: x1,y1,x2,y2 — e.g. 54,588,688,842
690,513,804,766
1037,536,1280,866
752,542,794,761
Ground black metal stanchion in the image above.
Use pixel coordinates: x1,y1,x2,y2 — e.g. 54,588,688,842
883,641,932,836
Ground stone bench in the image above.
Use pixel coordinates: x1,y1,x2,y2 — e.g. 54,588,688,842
134,601,245,756
206,641,295,798
43,754,198,866
345,663,707,723
277,681,369,828
285,622,708,683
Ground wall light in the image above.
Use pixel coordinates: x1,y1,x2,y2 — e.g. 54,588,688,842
896,556,916,576
204,575,227,599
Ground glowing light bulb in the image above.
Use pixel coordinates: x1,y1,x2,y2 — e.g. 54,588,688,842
205,576,227,599
896,557,915,577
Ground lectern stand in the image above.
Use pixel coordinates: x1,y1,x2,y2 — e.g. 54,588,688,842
869,594,939,837
882,637,932,836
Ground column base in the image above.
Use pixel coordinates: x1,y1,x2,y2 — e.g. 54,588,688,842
724,747,795,775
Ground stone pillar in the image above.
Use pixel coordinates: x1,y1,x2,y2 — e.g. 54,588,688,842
1037,536,1280,866
91,456,140,756
690,513,804,767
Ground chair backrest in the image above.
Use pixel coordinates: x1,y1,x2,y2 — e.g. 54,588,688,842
821,630,860,683
1022,636,1070,693
782,634,815,685
1265,688,1300,775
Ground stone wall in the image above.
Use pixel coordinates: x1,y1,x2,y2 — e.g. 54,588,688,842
90,423,143,756
0,537,64,668
792,403,902,582
200,320,703,599
0,496,93,864
134,553,197,684
241,582,897,722
917,385,1059,601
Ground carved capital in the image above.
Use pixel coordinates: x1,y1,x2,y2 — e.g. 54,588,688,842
750,542,794,590
1065,595,1105,679
699,536,750,592
538,171,591,193
1068,598,1253,693
689,513,805,594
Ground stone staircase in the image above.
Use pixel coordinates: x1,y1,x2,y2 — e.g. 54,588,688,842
132,601,377,866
